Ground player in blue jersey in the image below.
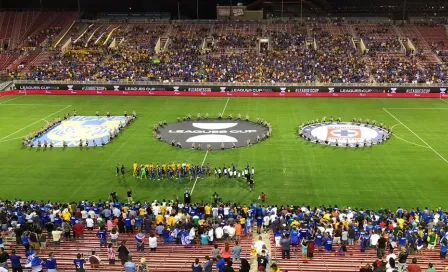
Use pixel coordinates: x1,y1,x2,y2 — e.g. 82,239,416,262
150,167,155,180
157,166,162,180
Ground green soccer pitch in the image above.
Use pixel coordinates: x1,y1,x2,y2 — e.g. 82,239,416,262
1,94,448,209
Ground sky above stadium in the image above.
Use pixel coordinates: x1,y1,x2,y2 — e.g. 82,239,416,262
0,0,445,19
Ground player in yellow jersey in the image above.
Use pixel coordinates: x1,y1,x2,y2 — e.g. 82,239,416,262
162,163,166,172
186,163,191,171
177,162,181,170
149,163,153,169
133,161,138,176
171,162,176,170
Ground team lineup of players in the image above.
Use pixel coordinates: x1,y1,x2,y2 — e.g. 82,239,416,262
116,162,255,187
129,162,254,181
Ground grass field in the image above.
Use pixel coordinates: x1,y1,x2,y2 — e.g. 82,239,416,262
1,94,448,209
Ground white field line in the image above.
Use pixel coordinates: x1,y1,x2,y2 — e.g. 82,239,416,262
393,134,429,149
191,97,230,195
390,123,400,130
0,96,24,104
384,108,448,110
383,108,448,164
0,136,27,143
440,98,448,104
221,97,230,115
0,103,71,106
190,150,209,195
390,123,428,148
0,105,72,141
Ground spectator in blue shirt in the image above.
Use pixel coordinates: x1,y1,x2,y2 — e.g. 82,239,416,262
96,227,107,248
124,256,136,272
216,255,225,272
124,217,133,233
73,253,85,272
22,232,30,251
103,208,111,219
42,252,57,272
9,249,22,272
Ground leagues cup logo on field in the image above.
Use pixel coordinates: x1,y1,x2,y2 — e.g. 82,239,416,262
155,119,269,149
113,86,120,91
440,88,446,94
67,85,74,91
220,87,226,92
280,87,286,93
328,88,335,93
391,88,397,93
185,123,240,143
173,86,180,91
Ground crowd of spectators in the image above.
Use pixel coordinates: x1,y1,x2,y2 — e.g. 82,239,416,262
4,22,447,84
355,25,402,53
0,197,447,271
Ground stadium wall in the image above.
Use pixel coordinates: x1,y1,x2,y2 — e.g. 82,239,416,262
2,82,447,98
2,89,448,98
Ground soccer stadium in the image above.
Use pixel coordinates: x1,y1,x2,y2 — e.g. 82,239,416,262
0,0,448,271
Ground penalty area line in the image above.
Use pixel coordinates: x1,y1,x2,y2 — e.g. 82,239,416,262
383,108,448,164
0,105,72,141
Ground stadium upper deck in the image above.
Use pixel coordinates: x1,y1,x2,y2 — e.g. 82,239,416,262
0,13,447,84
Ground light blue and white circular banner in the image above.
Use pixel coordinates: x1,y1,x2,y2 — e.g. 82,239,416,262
300,122,390,147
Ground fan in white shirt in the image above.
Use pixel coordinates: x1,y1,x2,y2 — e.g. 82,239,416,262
215,227,224,239
208,228,214,243
166,205,173,215
88,210,96,219
86,217,94,228
254,237,265,255
370,233,380,246
81,210,88,219
223,225,230,235
112,207,121,218
385,252,396,264
228,226,236,239
148,235,157,248
212,207,219,217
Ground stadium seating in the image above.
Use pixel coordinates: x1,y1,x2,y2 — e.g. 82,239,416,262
268,238,446,272
1,15,448,83
3,229,252,272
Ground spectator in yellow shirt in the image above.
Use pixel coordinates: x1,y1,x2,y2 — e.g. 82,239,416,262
155,213,164,225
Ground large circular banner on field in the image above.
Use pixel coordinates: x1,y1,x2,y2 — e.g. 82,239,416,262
155,119,269,150
299,122,390,147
